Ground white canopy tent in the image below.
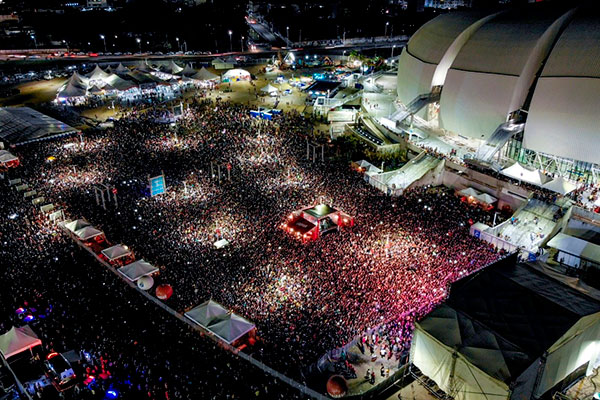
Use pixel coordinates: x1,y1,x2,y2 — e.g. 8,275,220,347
74,226,104,240
101,244,132,261
207,313,255,344
261,84,279,93
542,176,577,195
65,219,91,233
185,300,229,326
0,326,42,358
501,162,551,186
0,150,18,163
459,187,480,197
118,259,158,281
191,67,219,81
476,192,497,205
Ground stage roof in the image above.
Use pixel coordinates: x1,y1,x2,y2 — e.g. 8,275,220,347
304,204,337,219
289,217,316,235
420,257,600,383
0,107,79,145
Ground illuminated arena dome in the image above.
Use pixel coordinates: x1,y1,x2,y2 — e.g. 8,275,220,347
395,3,600,170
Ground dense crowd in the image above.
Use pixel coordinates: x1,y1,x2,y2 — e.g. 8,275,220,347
2,99,502,397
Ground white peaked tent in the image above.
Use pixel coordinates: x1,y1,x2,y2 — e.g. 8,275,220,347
118,259,158,281
101,244,132,261
89,85,104,95
185,300,229,326
542,176,577,195
0,326,42,358
0,150,18,163
261,84,279,93
74,226,104,240
57,73,88,99
476,192,497,205
65,219,91,233
191,67,219,81
180,63,196,76
134,59,151,72
87,65,111,81
115,63,130,74
207,313,255,344
501,162,551,186
459,187,480,197
165,60,183,75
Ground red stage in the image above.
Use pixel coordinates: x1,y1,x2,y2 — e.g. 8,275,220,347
281,204,354,242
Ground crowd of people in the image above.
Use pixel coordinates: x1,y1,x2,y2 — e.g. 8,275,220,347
2,98,503,397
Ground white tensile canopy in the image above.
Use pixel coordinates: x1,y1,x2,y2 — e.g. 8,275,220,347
459,187,480,197
476,192,497,205
74,226,104,240
207,313,255,344
65,219,91,233
0,325,42,358
115,63,130,74
118,259,158,281
101,244,132,261
0,150,18,163
87,65,111,81
180,63,196,76
261,84,279,93
185,300,229,326
501,162,551,186
165,60,183,75
191,67,219,81
58,80,87,99
542,176,577,195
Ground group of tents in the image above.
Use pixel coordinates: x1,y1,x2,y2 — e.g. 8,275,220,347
57,60,220,101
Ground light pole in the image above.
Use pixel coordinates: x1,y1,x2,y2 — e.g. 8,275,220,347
136,37,141,53
228,30,232,52
62,40,69,53
385,22,389,37
241,36,244,52
286,26,289,42
391,44,396,58
100,34,106,53
176,37,180,52
30,34,37,49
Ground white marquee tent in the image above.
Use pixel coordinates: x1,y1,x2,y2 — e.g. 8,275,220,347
501,162,551,186
0,326,42,358
118,259,158,281
542,176,577,195
547,232,600,268
101,244,132,261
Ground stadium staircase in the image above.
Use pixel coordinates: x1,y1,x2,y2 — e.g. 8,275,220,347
475,120,525,163
389,91,440,127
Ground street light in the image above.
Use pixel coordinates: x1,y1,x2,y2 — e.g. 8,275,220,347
136,37,141,53
228,30,232,53
176,37,180,52
100,34,106,53
62,40,69,53
385,21,389,36
286,26,289,41
30,34,37,49
391,44,396,58
241,36,244,52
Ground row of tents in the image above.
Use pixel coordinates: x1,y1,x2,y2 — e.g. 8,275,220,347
57,61,221,101
64,219,254,344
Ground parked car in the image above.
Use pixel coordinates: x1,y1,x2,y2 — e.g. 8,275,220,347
44,352,77,392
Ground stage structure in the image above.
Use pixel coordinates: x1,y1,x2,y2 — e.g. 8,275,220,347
281,204,354,242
